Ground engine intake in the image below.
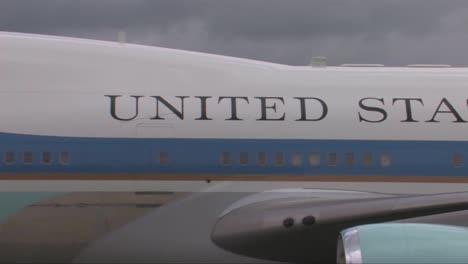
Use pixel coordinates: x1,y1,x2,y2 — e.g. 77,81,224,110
337,223,468,264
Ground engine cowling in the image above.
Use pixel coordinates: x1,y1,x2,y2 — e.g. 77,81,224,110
337,223,468,264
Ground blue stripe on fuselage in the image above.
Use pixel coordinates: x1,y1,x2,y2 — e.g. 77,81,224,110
0,132,465,177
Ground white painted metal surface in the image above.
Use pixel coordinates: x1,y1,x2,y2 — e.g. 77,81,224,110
1,32,468,141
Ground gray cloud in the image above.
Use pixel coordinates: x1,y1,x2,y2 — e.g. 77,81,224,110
1,0,468,66
205,1,457,39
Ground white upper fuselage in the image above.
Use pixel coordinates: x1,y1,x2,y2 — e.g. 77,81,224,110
1,31,468,141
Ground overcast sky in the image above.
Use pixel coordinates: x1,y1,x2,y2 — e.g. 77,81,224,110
1,0,468,66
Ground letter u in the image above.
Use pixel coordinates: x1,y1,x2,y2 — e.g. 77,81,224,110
106,95,143,121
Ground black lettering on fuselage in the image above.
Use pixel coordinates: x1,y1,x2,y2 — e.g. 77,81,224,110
151,96,188,120
255,97,285,121
427,98,467,123
392,98,424,122
195,96,213,120
106,95,143,121
218,97,250,121
358,97,387,123
294,97,328,121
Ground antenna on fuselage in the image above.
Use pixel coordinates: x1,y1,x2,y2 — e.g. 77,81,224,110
118,31,127,44
310,57,327,68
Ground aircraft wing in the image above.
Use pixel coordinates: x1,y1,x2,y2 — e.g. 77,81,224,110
211,191,468,263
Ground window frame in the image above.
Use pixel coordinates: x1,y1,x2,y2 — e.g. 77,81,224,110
275,152,285,166
292,152,304,167
59,151,70,165
239,152,249,166
257,152,268,166
42,151,53,165
221,152,232,166
363,152,373,167
328,152,338,167
4,151,15,165
309,152,321,167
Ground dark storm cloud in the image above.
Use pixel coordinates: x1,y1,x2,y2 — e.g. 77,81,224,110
0,0,204,32
205,1,461,39
1,0,468,66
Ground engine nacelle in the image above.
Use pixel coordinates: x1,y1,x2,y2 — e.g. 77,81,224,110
337,223,468,264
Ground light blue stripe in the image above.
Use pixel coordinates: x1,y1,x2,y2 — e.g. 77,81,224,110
0,132,466,177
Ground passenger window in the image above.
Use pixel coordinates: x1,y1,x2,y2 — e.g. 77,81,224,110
4,151,15,164
275,152,285,166
239,152,249,165
363,152,373,167
453,153,464,168
328,153,338,167
42,152,52,164
309,153,320,167
60,151,70,165
160,152,169,165
345,153,354,167
257,152,267,166
292,153,303,167
380,153,392,167
222,152,232,165
23,151,33,164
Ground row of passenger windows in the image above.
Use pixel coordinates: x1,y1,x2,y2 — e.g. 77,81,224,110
3,151,70,165
221,152,465,168
2,151,464,169
221,152,393,167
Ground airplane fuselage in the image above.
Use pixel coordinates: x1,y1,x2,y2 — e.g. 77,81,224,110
2,31,468,264
1,32,468,183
